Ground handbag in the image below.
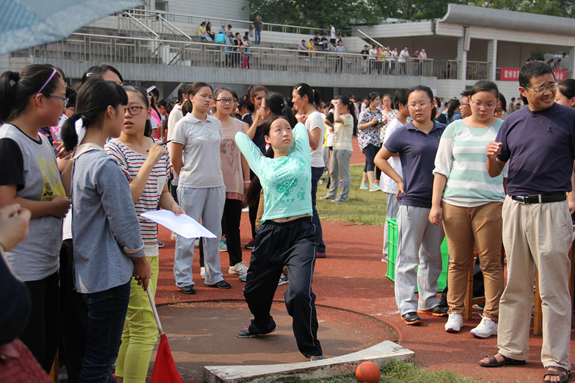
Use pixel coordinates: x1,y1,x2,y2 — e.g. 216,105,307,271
0,339,53,383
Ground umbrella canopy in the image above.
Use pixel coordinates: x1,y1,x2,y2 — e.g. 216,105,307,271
0,0,145,56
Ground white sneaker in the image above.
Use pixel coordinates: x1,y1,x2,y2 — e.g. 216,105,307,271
200,267,205,279
470,316,497,338
229,261,248,275
445,313,463,333
171,231,177,241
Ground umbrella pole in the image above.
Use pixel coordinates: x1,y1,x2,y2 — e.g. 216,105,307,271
147,287,165,336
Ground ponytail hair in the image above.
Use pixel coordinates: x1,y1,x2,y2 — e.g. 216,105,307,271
182,81,213,115
0,64,62,123
446,99,460,120
263,92,297,127
61,79,128,151
293,83,321,107
334,95,358,131
244,84,269,112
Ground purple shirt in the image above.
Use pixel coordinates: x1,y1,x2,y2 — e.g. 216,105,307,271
384,121,446,208
496,103,575,196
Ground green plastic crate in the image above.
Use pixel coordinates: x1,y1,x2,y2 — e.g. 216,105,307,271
385,218,448,292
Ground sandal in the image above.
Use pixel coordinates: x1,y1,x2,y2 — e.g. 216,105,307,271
543,366,570,383
479,353,526,367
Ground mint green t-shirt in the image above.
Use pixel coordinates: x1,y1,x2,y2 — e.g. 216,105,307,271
236,122,312,222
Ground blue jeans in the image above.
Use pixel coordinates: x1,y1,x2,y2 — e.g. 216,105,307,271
255,31,261,44
80,281,131,383
311,167,326,253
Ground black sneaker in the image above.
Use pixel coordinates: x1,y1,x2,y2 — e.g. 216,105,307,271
206,280,232,289
418,305,449,317
402,312,421,325
158,240,165,248
245,239,255,249
178,285,196,294
309,355,326,361
237,325,276,338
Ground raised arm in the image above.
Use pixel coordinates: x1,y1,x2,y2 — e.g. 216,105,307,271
486,142,505,178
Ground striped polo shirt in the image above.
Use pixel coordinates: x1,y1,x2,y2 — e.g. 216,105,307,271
433,119,507,207
105,138,171,255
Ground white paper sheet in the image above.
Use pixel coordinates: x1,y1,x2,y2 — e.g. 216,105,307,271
141,210,216,239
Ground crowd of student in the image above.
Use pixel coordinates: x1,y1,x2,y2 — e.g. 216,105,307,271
359,45,428,76
1,60,575,383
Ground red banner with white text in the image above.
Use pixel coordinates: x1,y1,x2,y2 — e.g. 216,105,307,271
501,67,567,81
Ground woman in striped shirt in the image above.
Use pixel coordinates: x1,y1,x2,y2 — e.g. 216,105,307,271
429,80,506,338
105,85,183,383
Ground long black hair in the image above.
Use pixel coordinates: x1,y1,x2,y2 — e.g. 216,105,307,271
558,79,575,100
334,95,358,131
446,99,460,121
182,81,213,115
244,84,269,112
81,64,123,84
61,79,128,151
0,64,63,123
263,92,297,127
293,83,321,107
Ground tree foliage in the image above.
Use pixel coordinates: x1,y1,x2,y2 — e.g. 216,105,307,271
247,0,575,29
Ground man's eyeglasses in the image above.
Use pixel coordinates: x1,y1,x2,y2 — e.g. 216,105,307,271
50,94,69,108
525,82,557,94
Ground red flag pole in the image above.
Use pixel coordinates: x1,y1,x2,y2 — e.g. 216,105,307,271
147,288,183,383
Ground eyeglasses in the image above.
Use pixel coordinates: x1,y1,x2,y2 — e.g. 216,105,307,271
461,103,470,107
525,82,557,94
216,98,235,104
49,94,69,107
408,101,432,109
470,99,497,109
125,106,148,116
494,109,504,116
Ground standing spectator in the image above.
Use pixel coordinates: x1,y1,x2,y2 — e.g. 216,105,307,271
198,22,212,41
321,96,356,202
460,90,472,118
330,24,336,45
508,97,516,114
171,82,231,292
413,50,420,75
430,80,505,338
227,24,233,36
479,61,574,383
369,45,378,74
242,35,251,69
225,34,235,67
358,92,383,191
361,45,370,74
335,40,345,73
399,46,410,75
555,59,563,70
380,89,409,262
418,49,427,75
375,85,447,325
390,47,399,74
252,15,262,45
377,46,386,75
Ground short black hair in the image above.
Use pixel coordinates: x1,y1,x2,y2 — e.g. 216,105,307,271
519,61,554,89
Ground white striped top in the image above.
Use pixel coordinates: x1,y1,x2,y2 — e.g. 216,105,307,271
105,138,171,255
433,119,507,207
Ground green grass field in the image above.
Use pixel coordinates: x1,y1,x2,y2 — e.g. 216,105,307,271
316,165,389,226
286,361,484,382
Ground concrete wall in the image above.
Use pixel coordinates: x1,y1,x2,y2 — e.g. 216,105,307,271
151,0,250,21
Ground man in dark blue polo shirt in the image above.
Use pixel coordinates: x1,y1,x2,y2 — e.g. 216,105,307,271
480,62,575,383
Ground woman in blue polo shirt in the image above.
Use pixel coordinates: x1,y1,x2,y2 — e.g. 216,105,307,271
375,85,447,326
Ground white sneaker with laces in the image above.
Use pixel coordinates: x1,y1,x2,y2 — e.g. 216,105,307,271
200,266,205,279
229,261,248,275
445,313,463,333
470,316,497,338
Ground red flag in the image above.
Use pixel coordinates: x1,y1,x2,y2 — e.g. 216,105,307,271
150,334,183,383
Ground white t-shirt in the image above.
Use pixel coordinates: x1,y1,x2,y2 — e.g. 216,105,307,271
399,49,409,62
369,48,377,60
305,111,325,168
330,26,336,39
380,118,404,194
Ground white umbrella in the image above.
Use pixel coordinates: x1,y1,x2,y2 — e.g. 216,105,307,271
0,0,145,56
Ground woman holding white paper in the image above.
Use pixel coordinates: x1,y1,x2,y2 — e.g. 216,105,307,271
105,85,183,383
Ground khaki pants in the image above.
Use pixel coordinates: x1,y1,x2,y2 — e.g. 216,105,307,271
442,202,504,321
498,196,572,370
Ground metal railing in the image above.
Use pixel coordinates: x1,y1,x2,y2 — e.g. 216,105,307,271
20,32,435,77
434,60,488,80
122,8,336,37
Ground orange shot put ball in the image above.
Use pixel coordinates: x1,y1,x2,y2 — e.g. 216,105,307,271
355,361,380,383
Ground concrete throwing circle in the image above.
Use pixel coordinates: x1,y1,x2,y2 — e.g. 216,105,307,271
150,300,398,381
